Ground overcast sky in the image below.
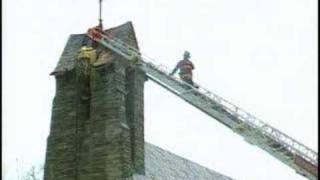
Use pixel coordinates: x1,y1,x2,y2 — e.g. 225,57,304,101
3,0,318,179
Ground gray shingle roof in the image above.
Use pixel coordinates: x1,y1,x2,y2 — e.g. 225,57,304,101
130,143,233,180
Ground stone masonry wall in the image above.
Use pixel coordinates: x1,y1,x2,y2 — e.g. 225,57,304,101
45,51,146,180
126,65,147,174
44,65,91,180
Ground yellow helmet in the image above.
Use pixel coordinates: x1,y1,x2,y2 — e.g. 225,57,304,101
81,46,93,51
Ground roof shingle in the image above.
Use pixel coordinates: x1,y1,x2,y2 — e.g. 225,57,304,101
129,143,233,180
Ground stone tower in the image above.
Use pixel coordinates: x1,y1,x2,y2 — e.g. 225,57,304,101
45,22,233,180
45,22,146,179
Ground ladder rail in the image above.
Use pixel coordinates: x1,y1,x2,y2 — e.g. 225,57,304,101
90,33,318,167
143,59,318,165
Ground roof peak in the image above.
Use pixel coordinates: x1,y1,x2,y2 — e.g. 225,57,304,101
51,21,139,74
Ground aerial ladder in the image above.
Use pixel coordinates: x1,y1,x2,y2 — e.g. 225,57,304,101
87,27,318,180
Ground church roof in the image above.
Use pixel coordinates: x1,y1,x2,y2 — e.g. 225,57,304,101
52,22,139,74
129,143,233,180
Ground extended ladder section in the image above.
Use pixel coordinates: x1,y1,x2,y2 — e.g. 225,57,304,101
87,30,318,180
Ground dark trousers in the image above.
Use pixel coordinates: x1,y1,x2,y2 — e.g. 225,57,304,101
180,73,195,87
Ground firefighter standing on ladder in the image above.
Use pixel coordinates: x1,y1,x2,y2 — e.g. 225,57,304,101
170,51,199,88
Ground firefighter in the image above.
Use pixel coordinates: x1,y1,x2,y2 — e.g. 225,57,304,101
169,51,199,88
77,46,97,64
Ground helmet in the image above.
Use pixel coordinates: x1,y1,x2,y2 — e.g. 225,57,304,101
183,51,190,59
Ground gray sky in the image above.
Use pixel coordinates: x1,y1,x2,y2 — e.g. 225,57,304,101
3,0,318,179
